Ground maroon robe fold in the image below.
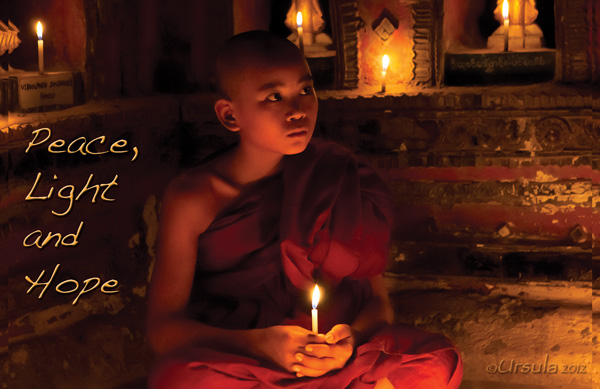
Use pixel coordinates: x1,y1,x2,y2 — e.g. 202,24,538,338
150,139,463,388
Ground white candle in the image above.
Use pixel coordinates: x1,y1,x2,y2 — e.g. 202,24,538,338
297,12,304,55
37,21,44,73
381,54,389,93
502,0,509,52
311,285,320,333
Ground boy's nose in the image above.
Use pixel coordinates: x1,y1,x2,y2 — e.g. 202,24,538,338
287,111,305,122
286,99,306,122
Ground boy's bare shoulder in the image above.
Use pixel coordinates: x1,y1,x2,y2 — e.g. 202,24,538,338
161,157,240,232
161,166,209,218
165,165,213,199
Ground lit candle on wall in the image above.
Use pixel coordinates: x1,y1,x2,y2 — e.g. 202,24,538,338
381,54,389,93
37,21,44,73
502,0,509,52
311,285,320,333
297,12,304,55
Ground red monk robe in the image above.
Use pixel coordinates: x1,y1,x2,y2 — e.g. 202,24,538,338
149,139,463,388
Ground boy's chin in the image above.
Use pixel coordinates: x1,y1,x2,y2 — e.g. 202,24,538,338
284,140,312,155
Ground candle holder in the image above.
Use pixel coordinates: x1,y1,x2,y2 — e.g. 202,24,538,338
285,0,333,59
486,0,543,52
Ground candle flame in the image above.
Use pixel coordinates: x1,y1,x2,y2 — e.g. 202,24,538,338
312,285,320,309
502,0,509,20
382,54,390,72
297,12,303,28
36,21,43,40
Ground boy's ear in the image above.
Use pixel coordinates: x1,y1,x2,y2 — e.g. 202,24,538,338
214,99,240,132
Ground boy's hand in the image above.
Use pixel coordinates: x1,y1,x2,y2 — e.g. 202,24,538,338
292,324,355,378
253,325,325,374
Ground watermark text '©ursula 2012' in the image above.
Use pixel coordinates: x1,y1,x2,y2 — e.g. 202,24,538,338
487,354,587,375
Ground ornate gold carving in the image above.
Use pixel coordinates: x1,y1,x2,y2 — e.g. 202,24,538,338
411,0,441,86
372,9,399,42
535,116,571,152
441,120,471,149
329,0,360,88
556,0,591,82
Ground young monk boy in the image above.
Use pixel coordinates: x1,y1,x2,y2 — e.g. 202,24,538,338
147,31,462,388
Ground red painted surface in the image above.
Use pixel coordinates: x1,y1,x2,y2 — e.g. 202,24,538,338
385,164,597,243
394,203,595,242
382,165,600,183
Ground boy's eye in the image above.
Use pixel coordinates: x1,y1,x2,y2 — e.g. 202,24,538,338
266,93,282,102
300,86,313,95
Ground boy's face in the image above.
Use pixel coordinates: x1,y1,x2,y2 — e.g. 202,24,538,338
227,55,318,156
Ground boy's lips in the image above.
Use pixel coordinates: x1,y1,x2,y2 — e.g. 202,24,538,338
287,130,308,138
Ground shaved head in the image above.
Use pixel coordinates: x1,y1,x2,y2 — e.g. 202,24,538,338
214,31,306,100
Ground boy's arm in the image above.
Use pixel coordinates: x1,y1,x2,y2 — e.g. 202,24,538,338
349,274,395,345
146,177,238,355
146,177,322,373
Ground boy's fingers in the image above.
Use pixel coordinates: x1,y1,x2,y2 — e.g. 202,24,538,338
303,343,352,362
295,353,338,371
326,324,353,344
306,333,327,343
303,343,331,358
292,361,335,378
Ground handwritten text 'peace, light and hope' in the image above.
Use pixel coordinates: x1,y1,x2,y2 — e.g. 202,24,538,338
23,127,139,305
